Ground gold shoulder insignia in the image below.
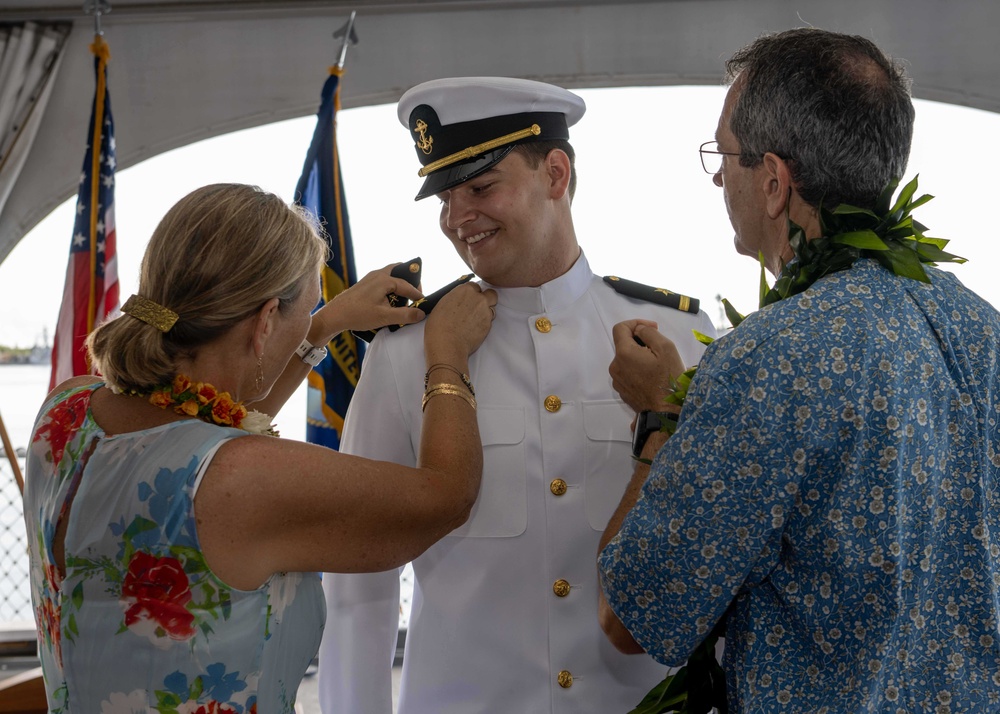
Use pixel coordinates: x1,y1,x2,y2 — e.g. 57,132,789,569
603,275,700,314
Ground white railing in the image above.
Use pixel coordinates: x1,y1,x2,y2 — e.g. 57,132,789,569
0,453,31,627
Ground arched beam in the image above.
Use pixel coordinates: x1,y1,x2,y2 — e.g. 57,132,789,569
1,0,996,262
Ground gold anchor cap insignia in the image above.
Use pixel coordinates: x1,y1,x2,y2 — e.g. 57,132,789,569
414,119,434,155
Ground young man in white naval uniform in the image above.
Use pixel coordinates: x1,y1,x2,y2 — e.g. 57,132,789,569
317,77,716,714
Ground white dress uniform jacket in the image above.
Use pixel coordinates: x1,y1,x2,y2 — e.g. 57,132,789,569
318,253,715,714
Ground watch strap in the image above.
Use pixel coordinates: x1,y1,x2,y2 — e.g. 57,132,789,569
295,339,328,366
632,410,679,458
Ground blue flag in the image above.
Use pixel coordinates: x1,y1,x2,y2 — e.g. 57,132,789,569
295,67,363,450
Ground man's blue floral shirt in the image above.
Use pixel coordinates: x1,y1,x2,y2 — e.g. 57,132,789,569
600,260,1000,713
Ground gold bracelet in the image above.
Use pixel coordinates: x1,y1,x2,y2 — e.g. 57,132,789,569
424,363,475,396
422,384,477,412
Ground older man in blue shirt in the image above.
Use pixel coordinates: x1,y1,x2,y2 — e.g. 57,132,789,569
598,28,1000,712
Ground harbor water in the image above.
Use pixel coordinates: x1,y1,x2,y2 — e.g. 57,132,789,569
0,364,48,626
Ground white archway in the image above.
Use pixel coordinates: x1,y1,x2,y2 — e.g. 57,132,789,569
0,0,998,261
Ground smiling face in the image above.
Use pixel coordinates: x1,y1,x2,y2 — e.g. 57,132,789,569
436,149,579,287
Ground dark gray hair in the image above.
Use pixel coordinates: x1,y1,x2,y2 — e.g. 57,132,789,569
726,28,915,210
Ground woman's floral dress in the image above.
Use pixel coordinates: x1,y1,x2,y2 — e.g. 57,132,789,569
23,383,324,713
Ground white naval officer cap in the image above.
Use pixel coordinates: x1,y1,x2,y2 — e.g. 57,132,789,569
397,76,586,201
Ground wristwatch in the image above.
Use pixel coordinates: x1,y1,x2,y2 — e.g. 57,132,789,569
631,410,679,458
295,338,328,367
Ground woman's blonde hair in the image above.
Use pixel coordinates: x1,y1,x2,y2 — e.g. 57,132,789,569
88,183,326,393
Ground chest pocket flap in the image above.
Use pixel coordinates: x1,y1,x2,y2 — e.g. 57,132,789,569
447,405,527,538
582,400,633,530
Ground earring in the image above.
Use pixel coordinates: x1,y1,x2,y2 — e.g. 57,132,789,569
255,355,264,392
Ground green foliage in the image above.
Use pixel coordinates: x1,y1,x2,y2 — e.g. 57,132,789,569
0,345,31,360
627,624,728,714
758,176,963,309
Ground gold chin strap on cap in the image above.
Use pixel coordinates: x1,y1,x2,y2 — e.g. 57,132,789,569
121,294,179,333
417,124,542,177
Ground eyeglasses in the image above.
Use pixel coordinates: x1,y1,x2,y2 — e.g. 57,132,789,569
698,141,741,175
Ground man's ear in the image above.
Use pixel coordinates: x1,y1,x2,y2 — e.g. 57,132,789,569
251,297,281,356
760,152,794,220
544,149,572,200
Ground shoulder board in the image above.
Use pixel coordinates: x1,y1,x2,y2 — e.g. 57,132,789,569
603,275,700,314
352,257,422,343
352,272,475,343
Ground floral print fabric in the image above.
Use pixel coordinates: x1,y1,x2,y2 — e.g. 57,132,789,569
599,260,1000,712
24,383,324,713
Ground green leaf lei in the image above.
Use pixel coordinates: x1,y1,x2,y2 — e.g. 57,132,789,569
628,176,964,714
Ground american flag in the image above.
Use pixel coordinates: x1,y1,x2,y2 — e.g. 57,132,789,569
49,35,119,390
295,67,363,451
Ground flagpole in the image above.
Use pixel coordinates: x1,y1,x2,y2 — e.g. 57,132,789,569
336,11,357,70
329,12,358,292
84,0,111,36
51,0,119,388
84,0,111,338
0,409,24,494
297,14,362,450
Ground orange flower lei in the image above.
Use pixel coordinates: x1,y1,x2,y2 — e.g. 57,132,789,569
145,374,248,429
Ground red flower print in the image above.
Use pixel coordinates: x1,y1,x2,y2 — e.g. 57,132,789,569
33,389,91,463
121,552,195,641
35,597,62,666
43,563,62,594
189,703,238,714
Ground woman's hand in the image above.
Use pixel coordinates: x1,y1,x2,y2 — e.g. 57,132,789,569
313,263,426,339
424,283,498,362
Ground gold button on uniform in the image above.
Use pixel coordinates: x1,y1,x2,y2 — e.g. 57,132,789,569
553,579,571,597
535,317,552,333
557,670,573,688
550,478,567,496
544,395,562,412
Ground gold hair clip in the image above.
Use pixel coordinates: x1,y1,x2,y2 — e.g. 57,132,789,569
121,295,179,333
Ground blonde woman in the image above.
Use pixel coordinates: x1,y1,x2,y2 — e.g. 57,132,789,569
24,183,496,713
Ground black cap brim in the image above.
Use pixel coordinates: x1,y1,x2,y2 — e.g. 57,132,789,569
414,145,515,201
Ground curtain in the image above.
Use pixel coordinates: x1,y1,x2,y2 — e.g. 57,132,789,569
0,22,71,219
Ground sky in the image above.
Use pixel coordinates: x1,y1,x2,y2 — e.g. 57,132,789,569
1,86,999,438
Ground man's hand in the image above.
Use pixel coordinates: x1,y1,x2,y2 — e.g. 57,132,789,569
610,320,685,413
